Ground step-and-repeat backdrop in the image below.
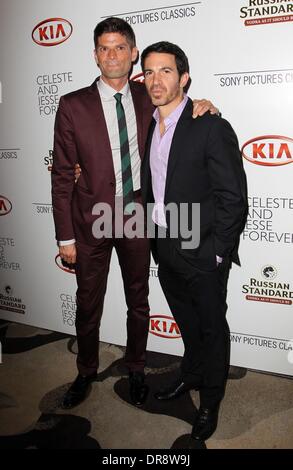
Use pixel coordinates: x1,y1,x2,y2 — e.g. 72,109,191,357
1,0,293,375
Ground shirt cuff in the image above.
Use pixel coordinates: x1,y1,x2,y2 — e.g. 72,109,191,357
59,239,76,246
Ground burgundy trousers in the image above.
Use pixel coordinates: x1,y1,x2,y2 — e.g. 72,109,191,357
74,217,150,376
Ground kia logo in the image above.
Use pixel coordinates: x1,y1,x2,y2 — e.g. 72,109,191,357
131,72,145,83
149,315,181,339
241,135,293,166
0,196,12,216
32,18,72,46
55,254,75,274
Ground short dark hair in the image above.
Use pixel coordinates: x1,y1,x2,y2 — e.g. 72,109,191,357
141,41,189,77
94,17,136,49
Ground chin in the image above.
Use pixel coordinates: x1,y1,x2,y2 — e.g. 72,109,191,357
152,98,165,106
106,71,126,79
151,94,162,102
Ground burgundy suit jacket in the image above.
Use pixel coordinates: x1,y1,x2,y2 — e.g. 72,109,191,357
51,77,153,245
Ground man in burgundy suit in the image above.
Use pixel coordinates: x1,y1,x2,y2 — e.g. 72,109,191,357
52,17,216,409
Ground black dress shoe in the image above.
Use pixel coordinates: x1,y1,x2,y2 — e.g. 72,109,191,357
154,379,200,401
61,372,97,409
129,371,149,406
187,436,207,449
190,405,219,441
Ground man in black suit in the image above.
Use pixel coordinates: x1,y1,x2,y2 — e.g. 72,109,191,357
141,42,247,442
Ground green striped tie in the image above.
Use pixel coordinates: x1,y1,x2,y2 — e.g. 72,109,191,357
114,92,135,215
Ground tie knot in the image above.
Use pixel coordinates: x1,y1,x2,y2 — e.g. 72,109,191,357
114,92,122,103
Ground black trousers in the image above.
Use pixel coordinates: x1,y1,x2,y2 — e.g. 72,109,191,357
156,237,231,408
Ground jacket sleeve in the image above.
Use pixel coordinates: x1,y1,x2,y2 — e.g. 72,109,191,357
206,117,248,258
51,96,78,242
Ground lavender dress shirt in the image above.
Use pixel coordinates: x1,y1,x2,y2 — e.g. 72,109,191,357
150,94,188,228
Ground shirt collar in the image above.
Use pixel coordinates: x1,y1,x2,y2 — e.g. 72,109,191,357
153,93,188,125
97,77,130,101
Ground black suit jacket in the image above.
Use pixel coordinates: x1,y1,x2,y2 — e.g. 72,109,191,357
141,98,248,270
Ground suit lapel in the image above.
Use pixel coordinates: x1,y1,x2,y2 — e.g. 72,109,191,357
144,118,156,164
142,118,156,203
164,99,192,199
86,78,115,176
130,81,147,159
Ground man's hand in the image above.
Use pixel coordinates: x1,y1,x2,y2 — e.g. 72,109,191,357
59,243,77,265
74,163,81,182
192,99,219,118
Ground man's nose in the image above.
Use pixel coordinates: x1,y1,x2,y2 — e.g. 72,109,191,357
108,48,117,59
153,72,161,85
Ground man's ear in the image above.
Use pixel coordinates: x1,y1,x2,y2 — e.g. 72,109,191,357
94,49,100,67
180,72,190,89
131,47,139,64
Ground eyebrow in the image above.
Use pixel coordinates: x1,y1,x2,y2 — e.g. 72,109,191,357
97,42,128,48
144,66,174,72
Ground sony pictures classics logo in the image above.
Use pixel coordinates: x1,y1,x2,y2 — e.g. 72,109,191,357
261,265,277,280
